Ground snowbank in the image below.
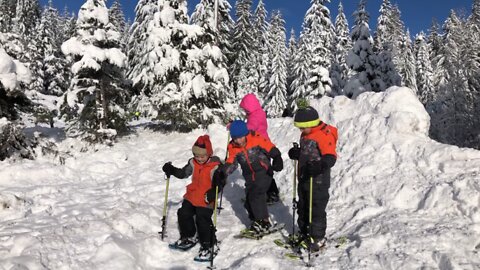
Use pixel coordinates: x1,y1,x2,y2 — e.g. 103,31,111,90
0,87,479,269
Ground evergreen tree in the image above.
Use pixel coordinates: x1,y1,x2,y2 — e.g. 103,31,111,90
414,32,434,105
252,0,270,100
373,0,392,51
109,0,127,51
13,0,41,38
36,0,67,96
191,0,234,103
373,0,401,90
284,28,297,116
0,0,17,33
186,0,231,125
290,36,310,109
397,30,417,91
61,0,128,143
192,0,234,93
303,0,334,98
127,0,158,101
344,0,383,98
264,11,287,117
231,0,256,99
427,19,447,92
0,45,35,160
330,1,351,96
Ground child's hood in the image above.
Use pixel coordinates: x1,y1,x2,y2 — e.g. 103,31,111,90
240,93,262,114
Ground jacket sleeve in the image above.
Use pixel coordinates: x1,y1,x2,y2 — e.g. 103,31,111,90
172,159,193,179
320,154,336,170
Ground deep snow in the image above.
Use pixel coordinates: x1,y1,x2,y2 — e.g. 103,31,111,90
1,87,479,269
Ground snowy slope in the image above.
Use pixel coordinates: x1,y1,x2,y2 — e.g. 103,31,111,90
1,87,479,269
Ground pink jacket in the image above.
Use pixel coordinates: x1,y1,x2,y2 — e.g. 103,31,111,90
240,93,270,140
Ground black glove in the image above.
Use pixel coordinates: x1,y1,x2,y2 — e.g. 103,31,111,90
162,162,174,177
205,188,217,203
212,169,227,188
272,155,283,172
288,145,301,160
306,160,323,177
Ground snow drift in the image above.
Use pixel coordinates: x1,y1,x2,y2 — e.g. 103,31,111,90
0,87,479,269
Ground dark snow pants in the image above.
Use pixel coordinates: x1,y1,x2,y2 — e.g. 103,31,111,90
267,169,279,196
244,171,272,221
297,174,330,240
177,200,215,248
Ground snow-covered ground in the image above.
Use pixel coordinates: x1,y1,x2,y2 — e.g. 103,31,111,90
1,87,479,269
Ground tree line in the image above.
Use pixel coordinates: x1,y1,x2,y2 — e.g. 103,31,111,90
0,0,479,160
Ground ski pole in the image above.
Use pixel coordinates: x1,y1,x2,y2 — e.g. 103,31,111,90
307,175,313,266
218,132,230,214
208,185,220,269
160,172,171,241
292,142,299,240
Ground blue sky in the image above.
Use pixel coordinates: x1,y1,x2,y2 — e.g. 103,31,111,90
41,0,474,37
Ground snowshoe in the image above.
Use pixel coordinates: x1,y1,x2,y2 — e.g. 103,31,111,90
168,237,198,251
193,245,219,262
234,222,285,239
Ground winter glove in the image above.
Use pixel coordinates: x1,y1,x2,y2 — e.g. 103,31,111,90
306,160,323,177
162,162,174,177
272,155,283,172
288,144,301,160
212,169,227,188
205,188,217,204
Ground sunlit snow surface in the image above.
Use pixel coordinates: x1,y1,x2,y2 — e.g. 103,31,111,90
1,87,479,269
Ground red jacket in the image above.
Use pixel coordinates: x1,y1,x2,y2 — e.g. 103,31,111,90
178,156,221,207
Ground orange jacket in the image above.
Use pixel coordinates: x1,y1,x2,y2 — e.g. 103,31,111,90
302,124,337,158
225,131,276,181
182,157,221,207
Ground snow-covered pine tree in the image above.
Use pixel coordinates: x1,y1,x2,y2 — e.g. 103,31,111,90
182,0,231,127
302,0,334,98
466,0,480,148
264,10,287,117
430,11,473,147
373,0,400,90
127,0,158,105
373,0,392,51
397,30,417,91
284,28,297,116
414,32,434,106
192,0,234,97
427,19,447,93
344,0,383,98
252,0,270,101
330,1,351,96
0,0,17,33
290,35,310,109
30,0,67,97
109,0,127,52
231,0,257,99
0,44,35,160
13,0,41,39
61,0,128,143
191,0,233,105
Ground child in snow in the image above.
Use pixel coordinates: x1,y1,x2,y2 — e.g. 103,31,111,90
239,93,281,204
162,135,226,260
220,120,283,233
287,106,337,252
